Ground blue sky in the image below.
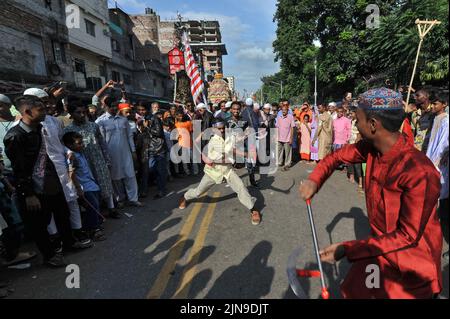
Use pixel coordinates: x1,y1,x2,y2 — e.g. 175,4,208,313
109,0,280,95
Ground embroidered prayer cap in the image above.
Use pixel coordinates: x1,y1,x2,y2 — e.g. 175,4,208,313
358,88,404,111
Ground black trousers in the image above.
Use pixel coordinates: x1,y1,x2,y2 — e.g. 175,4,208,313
19,192,73,260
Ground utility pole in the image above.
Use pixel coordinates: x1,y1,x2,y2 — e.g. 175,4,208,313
314,59,317,108
281,80,283,100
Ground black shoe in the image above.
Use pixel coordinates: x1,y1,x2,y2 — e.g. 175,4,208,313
89,229,106,242
108,209,122,219
249,174,259,187
45,253,67,268
153,192,167,200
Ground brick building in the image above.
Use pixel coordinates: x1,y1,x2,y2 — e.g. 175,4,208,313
0,0,73,94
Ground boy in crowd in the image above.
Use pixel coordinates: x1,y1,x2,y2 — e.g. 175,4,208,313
175,109,199,176
63,132,105,241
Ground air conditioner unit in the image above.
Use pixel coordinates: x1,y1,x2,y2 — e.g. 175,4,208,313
103,29,112,37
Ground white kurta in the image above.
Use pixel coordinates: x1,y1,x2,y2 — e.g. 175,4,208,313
96,113,136,180
41,115,77,202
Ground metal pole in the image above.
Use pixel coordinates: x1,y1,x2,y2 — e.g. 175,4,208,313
173,72,177,103
314,59,318,108
305,199,329,299
281,80,283,100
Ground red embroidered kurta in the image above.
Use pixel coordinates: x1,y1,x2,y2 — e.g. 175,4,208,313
309,134,442,299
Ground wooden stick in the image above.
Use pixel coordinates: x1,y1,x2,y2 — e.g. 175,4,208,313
405,19,441,108
416,19,442,25
406,39,424,107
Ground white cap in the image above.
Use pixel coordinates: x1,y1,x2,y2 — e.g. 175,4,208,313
245,98,254,106
24,88,49,99
225,101,232,109
0,94,11,105
263,103,271,109
328,102,337,107
196,103,207,110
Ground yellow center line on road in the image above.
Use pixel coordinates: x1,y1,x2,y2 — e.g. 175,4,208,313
146,198,205,299
173,192,221,299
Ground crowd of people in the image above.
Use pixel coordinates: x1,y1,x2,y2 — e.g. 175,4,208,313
0,79,448,298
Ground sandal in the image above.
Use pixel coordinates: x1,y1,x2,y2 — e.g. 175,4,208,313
1,251,37,267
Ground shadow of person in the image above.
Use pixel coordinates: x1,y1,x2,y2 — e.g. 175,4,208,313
326,207,370,243
258,175,295,195
167,245,216,299
205,241,275,299
315,207,371,298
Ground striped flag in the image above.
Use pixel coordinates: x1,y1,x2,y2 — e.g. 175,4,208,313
182,32,205,104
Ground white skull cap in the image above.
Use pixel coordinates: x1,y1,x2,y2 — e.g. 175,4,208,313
0,94,11,104
24,88,49,99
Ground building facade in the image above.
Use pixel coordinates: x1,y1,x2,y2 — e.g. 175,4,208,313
65,0,112,93
183,20,227,82
0,0,73,94
108,7,136,94
130,9,173,99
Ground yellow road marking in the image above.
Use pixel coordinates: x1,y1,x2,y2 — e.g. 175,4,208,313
146,199,204,299
173,192,220,299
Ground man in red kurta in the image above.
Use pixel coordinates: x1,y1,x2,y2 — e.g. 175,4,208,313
299,88,442,299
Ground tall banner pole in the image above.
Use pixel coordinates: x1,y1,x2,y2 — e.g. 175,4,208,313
405,19,441,108
173,72,178,103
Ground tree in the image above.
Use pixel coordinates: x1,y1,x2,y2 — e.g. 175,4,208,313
265,0,448,102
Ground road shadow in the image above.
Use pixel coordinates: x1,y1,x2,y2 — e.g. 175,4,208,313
169,245,216,299
205,240,274,299
326,207,370,243
258,175,295,195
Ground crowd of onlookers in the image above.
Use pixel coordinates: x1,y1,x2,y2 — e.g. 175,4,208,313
0,80,448,298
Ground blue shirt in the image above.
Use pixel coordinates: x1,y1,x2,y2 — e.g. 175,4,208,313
71,152,100,192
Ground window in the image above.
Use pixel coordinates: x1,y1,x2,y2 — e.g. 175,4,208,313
111,39,120,52
123,74,131,85
153,79,157,87
112,71,121,82
53,42,66,63
207,56,216,62
85,19,96,37
99,65,107,78
74,59,86,74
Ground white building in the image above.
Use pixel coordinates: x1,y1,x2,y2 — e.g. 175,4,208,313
65,0,112,91
225,76,235,93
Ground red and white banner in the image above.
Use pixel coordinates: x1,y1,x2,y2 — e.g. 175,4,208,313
168,47,185,75
182,32,205,104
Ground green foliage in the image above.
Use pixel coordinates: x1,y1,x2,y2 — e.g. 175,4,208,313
262,0,448,102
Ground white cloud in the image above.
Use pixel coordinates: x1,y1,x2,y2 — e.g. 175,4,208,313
236,46,274,60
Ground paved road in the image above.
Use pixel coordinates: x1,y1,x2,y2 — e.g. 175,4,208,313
3,162,449,299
